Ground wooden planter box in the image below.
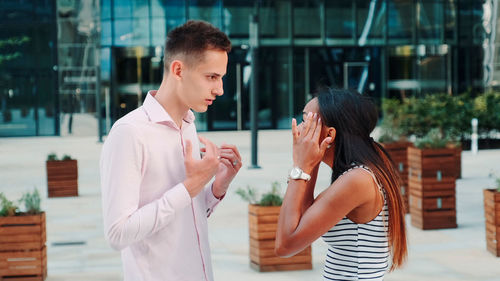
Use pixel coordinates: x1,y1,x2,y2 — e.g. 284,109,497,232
453,148,462,179
408,147,457,230
484,189,500,257
0,213,47,280
46,159,78,197
248,205,312,272
382,141,413,213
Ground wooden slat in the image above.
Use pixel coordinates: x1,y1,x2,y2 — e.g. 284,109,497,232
0,247,46,279
0,214,46,252
250,261,312,272
248,205,280,216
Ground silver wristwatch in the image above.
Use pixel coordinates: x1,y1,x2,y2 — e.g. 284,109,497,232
288,167,311,181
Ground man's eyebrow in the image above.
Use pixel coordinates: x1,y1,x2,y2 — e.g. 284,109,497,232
205,72,222,77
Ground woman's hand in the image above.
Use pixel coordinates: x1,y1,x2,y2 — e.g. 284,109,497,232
292,112,332,174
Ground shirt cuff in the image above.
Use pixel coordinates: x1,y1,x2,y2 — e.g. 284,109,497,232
165,183,192,210
205,183,224,217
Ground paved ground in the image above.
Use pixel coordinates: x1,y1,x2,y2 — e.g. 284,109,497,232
1,130,500,281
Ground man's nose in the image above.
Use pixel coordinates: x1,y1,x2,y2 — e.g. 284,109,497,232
213,80,224,96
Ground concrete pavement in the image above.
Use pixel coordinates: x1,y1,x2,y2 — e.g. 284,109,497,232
1,130,499,280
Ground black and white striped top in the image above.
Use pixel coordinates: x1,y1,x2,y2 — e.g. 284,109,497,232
322,165,389,281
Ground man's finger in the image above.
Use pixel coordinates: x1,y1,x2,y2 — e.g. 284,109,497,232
220,144,241,160
199,136,218,158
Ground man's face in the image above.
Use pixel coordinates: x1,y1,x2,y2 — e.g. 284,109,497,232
180,49,228,112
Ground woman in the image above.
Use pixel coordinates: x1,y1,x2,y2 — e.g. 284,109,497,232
275,88,407,280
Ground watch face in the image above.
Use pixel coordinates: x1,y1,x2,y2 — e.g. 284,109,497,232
290,167,301,179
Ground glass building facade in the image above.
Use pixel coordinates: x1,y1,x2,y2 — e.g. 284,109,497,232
0,0,497,136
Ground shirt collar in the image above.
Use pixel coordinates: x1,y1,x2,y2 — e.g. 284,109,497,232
143,90,195,125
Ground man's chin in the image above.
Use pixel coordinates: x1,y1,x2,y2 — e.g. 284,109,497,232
191,105,208,113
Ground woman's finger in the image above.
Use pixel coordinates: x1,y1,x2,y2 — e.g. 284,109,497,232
291,118,299,142
312,117,322,143
302,112,314,137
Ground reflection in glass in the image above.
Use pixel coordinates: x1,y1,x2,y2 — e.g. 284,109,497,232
388,1,414,42
259,1,291,39
164,0,186,32
293,0,321,38
357,0,386,43
418,1,443,42
222,0,254,38
189,0,222,28
445,1,457,42
326,1,354,39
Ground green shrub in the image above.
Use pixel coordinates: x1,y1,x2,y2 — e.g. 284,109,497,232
62,154,73,161
473,91,500,136
378,98,406,143
19,189,41,215
47,153,57,161
236,181,283,206
47,153,73,161
0,192,18,217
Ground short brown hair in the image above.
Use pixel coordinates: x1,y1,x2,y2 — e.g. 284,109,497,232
164,20,231,72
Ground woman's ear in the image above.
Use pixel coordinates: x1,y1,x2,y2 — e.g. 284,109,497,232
327,127,336,142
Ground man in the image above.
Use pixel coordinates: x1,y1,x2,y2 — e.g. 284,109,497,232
100,20,241,281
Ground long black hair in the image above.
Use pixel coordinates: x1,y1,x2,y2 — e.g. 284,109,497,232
317,87,407,270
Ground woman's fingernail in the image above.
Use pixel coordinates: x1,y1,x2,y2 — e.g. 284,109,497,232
307,112,312,118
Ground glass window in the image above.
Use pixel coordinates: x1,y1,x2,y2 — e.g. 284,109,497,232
445,0,457,42
102,0,111,20
222,0,254,38
132,0,149,18
293,0,321,38
114,0,132,19
259,1,291,39
257,47,291,129
151,18,166,46
418,0,444,43
472,0,485,44
388,0,414,43
326,1,354,39
132,17,150,46
113,18,133,46
165,0,186,32
101,20,112,46
189,0,222,28
458,0,471,42
418,54,447,94
357,0,386,42
0,75,37,136
37,73,56,135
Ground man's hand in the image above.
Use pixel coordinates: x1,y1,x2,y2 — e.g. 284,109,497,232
183,136,220,198
210,144,242,198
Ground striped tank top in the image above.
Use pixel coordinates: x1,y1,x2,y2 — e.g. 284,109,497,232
322,165,389,281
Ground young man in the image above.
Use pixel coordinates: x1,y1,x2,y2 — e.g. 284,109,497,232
100,20,241,281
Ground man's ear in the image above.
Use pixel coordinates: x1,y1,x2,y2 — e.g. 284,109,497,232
170,60,183,80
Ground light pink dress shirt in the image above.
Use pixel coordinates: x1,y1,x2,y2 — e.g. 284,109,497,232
100,91,222,281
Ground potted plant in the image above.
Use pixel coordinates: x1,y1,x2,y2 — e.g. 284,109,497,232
379,98,413,213
408,128,459,230
236,182,312,272
0,189,47,280
484,175,500,257
46,153,78,197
